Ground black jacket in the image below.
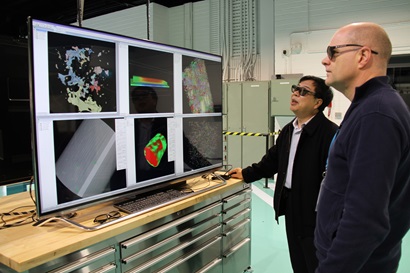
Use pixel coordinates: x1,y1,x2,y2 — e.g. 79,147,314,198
242,111,338,237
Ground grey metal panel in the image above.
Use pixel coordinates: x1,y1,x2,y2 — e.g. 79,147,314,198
115,195,222,244
221,187,251,273
47,247,116,273
222,84,228,166
120,202,222,253
241,81,270,133
222,238,251,273
28,243,119,273
89,263,117,273
222,199,251,223
121,204,222,272
271,79,298,116
223,188,251,206
222,218,250,250
196,258,223,273
241,81,271,168
225,82,243,168
223,207,251,228
155,236,222,273
123,227,221,273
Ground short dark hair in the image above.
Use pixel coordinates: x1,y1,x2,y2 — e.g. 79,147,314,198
131,86,158,100
299,75,333,112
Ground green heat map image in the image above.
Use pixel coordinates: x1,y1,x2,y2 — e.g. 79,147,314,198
144,133,167,167
48,32,117,113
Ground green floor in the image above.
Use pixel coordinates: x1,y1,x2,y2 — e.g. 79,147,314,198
250,179,410,273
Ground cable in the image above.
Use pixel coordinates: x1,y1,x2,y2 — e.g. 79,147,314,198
0,176,37,229
0,206,36,229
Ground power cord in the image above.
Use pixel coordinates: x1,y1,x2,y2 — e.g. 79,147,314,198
0,206,36,229
0,177,37,229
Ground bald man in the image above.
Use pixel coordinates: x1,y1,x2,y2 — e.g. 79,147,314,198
314,22,410,273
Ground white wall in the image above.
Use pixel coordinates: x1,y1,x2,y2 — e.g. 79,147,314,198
285,23,410,123
273,0,410,75
81,0,410,77
270,0,410,124
81,7,149,39
81,0,410,124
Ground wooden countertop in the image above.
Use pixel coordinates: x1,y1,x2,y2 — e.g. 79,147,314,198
0,177,245,272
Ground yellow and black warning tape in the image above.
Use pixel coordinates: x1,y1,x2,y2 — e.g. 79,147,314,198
223,131,280,137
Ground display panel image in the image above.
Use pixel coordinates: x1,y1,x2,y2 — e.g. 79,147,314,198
134,116,175,182
53,118,126,204
29,18,223,219
48,32,117,113
182,57,222,113
129,46,174,113
183,116,223,171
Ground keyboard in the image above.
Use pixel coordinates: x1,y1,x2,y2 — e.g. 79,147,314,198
114,188,192,214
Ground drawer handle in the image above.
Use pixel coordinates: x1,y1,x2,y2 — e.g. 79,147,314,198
222,198,251,214
156,237,222,273
222,218,250,236
89,263,117,273
121,202,222,248
222,237,251,258
122,218,220,262
196,258,222,273
223,189,252,203
47,247,116,273
223,208,251,225
123,224,221,266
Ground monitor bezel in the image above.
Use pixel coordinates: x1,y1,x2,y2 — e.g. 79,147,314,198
28,17,223,220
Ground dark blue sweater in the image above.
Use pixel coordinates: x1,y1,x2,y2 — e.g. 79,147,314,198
315,76,410,273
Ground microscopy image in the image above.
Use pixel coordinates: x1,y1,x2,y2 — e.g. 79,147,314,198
183,58,214,113
182,57,222,114
48,32,117,113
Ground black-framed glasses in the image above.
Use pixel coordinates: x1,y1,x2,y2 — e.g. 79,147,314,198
291,85,316,97
93,211,121,224
327,44,379,60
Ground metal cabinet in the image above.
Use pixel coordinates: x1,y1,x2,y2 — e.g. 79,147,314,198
119,202,223,273
118,183,252,273
270,79,297,116
224,80,297,169
3,182,252,273
221,187,252,273
224,81,271,169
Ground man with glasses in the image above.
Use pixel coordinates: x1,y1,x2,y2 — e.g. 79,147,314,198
315,22,410,273
228,75,338,273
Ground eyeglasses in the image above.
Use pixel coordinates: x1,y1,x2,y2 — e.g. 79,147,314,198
291,85,316,97
327,44,378,60
93,211,121,224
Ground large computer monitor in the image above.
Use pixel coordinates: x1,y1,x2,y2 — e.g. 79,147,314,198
28,18,223,219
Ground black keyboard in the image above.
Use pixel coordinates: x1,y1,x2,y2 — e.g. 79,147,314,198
114,188,191,214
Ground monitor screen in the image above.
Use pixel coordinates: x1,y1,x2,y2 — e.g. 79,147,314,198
47,32,117,113
183,116,223,171
182,56,222,113
129,46,174,114
28,18,223,218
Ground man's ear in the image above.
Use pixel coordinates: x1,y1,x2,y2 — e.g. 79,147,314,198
357,47,372,68
315,98,323,110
